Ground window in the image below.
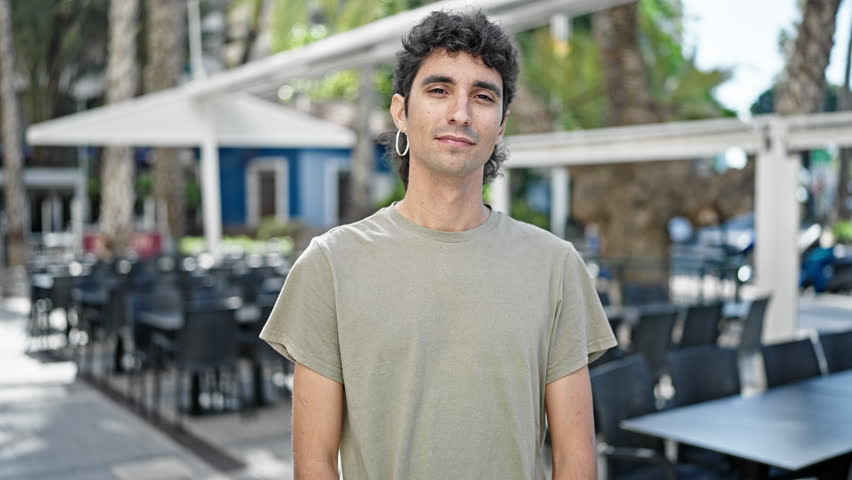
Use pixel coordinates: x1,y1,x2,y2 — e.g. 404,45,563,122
247,158,288,226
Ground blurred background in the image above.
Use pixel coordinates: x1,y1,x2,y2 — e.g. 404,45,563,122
2,1,852,479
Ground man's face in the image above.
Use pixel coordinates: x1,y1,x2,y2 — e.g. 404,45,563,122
391,49,507,183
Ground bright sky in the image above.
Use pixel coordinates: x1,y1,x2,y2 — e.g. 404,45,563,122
682,0,852,118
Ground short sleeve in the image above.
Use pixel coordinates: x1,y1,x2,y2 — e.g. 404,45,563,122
545,244,618,384
259,238,343,384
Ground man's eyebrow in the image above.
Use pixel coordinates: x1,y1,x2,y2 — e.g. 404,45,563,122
474,80,502,98
421,74,454,86
420,75,502,98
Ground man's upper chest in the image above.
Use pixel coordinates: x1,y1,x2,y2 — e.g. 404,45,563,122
330,242,562,365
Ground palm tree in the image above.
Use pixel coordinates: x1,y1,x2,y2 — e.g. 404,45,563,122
0,0,29,273
775,0,842,115
592,2,656,126
772,0,844,225
837,6,852,222
100,0,139,257
145,0,186,247
567,2,750,290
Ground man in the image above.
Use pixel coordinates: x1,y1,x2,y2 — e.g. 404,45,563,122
260,10,616,480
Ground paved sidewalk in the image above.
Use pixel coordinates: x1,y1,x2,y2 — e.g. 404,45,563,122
0,298,226,480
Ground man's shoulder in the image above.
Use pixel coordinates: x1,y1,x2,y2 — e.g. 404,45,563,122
499,214,577,255
311,207,394,253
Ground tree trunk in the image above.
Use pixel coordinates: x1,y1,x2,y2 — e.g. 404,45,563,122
0,0,30,271
579,4,669,292
835,2,852,222
591,2,656,126
100,0,139,257
775,0,842,116
145,0,186,247
344,65,377,223
774,0,841,226
572,3,758,300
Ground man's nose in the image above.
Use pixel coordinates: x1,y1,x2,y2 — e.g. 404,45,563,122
448,96,472,126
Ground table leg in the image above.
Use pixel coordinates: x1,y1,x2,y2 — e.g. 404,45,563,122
252,360,266,406
113,336,125,373
189,373,202,415
731,458,769,480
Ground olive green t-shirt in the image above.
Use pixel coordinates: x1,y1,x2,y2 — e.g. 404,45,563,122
260,203,616,479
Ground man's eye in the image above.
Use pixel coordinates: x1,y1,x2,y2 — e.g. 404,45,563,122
476,94,495,102
429,87,447,95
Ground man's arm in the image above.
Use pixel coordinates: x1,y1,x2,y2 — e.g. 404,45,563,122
293,362,344,480
545,365,597,480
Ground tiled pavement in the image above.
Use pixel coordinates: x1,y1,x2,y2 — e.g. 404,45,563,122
0,299,229,480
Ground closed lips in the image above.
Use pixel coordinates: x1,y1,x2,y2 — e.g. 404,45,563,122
437,135,475,145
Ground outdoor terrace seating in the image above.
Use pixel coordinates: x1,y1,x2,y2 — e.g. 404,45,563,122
590,354,721,480
761,337,823,388
819,329,852,373
677,302,724,348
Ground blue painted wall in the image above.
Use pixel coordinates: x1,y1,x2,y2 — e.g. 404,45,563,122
298,149,350,227
204,143,391,229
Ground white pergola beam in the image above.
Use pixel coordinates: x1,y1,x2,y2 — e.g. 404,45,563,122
507,112,852,168
507,117,762,167
185,0,636,99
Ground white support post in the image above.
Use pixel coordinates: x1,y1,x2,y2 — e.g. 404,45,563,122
550,167,569,238
491,169,511,214
73,149,89,253
755,119,800,342
200,133,223,261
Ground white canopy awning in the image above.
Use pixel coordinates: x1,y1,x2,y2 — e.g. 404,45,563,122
27,91,355,148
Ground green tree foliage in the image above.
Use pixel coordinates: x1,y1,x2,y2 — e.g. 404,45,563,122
639,1,733,120
517,0,732,133
247,0,425,103
11,0,109,124
514,26,606,132
511,1,733,231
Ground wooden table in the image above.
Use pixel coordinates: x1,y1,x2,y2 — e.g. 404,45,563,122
622,370,852,473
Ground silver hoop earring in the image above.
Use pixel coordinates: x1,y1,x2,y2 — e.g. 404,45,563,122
395,129,409,156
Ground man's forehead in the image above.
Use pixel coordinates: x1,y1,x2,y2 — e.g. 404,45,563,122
414,49,502,86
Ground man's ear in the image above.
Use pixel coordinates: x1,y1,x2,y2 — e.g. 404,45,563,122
390,93,407,131
497,110,509,143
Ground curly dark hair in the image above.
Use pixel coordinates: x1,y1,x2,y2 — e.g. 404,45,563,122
378,9,519,189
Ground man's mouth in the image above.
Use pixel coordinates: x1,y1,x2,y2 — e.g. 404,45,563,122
436,135,476,146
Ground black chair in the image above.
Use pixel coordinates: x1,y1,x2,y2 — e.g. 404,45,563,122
238,298,284,407
152,305,247,427
761,338,822,388
591,355,717,480
77,280,130,377
260,276,286,296
622,284,669,306
678,302,723,348
591,354,674,480
125,283,181,409
738,296,770,355
666,346,741,471
628,306,678,379
818,329,852,373
667,346,741,408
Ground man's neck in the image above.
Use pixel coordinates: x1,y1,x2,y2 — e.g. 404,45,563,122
395,169,491,233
